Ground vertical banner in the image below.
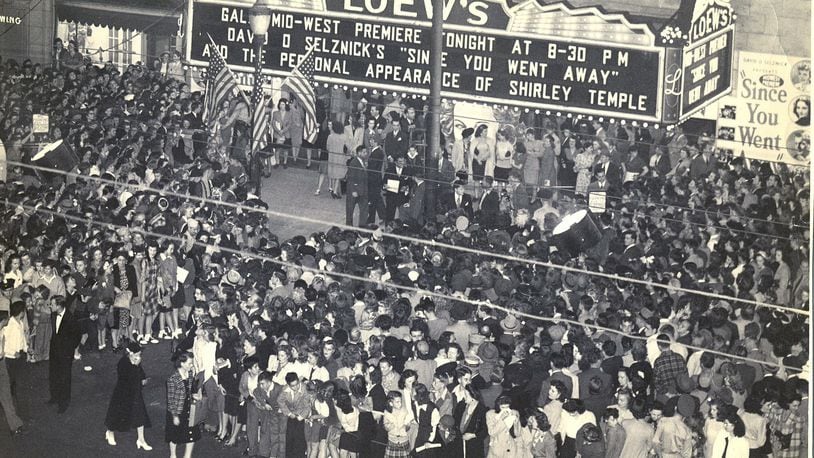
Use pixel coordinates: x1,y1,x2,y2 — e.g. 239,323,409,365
717,52,810,166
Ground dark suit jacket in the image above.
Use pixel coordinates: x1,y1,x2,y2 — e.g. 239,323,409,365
578,367,615,400
689,154,715,180
586,226,614,265
452,400,488,458
384,129,409,159
477,190,501,228
383,164,413,205
184,112,204,130
403,180,426,225
50,310,81,359
442,192,474,219
345,156,368,197
586,179,610,193
622,244,644,263
366,147,386,192
604,160,624,189
651,151,672,176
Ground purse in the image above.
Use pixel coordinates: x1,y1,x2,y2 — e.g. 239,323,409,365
188,373,208,427
113,290,133,309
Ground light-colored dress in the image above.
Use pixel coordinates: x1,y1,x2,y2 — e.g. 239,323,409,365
523,139,543,187
31,299,52,361
574,150,597,195
327,132,348,180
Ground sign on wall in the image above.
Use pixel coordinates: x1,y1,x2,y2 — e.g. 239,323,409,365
716,51,810,166
186,0,665,121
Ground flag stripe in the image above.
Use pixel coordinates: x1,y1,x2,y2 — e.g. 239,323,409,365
203,36,240,128
281,51,318,143
251,48,269,155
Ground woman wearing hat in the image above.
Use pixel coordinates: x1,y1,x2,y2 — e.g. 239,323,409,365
104,342,152,450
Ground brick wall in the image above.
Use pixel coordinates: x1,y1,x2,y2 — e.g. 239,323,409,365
0,0,55,65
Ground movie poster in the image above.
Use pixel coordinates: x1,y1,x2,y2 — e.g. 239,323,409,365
716,51,810,166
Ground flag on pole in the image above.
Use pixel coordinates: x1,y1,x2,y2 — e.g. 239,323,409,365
202,34,241,126
281,48,318,143
250,50,270,156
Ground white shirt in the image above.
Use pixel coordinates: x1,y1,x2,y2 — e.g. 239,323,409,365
560,410,596,439
711,432,750,458
1,316,28,358
55,310,65,334
247,372,259,396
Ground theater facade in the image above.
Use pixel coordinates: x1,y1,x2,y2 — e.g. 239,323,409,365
184,0,736,126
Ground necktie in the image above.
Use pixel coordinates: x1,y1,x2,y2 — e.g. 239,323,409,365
461,403,471,430
722,437,729,457
456,195,461,207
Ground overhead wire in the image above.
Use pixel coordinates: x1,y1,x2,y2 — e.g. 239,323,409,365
0,199,806,373
2,153,799,242
2,159,808,316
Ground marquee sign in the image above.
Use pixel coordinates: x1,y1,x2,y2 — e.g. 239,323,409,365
185,0,734,124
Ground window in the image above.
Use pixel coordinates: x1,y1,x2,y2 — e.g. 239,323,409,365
108,28,119,64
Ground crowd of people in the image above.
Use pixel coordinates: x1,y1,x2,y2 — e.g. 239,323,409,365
0,45,810,458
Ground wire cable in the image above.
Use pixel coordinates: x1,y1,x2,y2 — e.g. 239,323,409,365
2,159,808,316
2,154,799,243
0,199,806,373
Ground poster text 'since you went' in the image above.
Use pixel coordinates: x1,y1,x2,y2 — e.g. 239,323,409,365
189,4,663,118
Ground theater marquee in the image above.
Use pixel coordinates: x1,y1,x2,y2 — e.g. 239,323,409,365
185,0,734,124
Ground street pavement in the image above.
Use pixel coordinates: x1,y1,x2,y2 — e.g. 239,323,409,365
0,162,348,456
0,340,246,457
259,161,348,240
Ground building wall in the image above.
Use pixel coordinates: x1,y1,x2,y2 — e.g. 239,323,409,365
0,0,55,64
568,0,811,58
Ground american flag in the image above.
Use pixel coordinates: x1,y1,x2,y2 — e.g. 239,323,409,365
203,35,239,126
250,49,269,156
281,49,318,143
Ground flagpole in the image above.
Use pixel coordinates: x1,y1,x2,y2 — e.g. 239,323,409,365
206,33,252,107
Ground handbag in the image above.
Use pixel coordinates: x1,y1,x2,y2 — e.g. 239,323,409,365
113,290,133,309
188,372,208,427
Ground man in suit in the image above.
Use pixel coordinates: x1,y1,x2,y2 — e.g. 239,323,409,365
442,180,474,219
649,145,672,177
587,168,610,193
620,230,644,265
383,156,412,223
49,297,81,413
689,144,716,181
594,152,623,192
587,213,615,265
402,170,427,227
366,137,387,225
383,116,410,160
183,102,204,130
508,173,531,211
476,177,501,229
345,145,368,227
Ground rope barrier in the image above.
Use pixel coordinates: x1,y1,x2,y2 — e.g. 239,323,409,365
0,199,806,373
2,159,808,316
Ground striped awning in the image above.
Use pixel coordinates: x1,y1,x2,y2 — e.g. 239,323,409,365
56,0,183,34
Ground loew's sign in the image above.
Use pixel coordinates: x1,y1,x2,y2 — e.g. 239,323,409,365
187,0,664,120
